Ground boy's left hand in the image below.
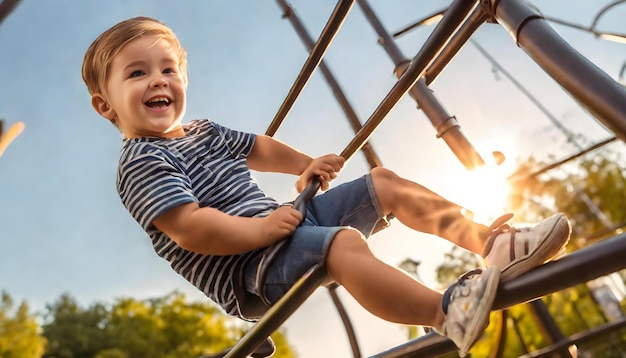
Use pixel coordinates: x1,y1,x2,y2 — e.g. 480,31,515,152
296,154,344,193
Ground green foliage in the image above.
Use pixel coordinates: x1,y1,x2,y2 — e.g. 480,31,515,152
509,151,626,247
41,291,296,358
426,150,626,356
0,289,296,358
0,291,47,358
42,293,111,358
435,246,482,289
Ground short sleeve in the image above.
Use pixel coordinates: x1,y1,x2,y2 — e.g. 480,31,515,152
117,147,197,231
210,121,256,159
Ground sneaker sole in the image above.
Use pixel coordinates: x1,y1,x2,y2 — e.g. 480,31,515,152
459,266,500,356
500,214,571,281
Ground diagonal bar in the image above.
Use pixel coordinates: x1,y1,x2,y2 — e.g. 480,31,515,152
357,0,486,170
341,0,478,160
276,0,382,169
488,0,626,142
265,0,355,137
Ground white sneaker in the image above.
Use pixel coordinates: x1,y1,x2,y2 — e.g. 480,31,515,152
483,213,571,281
435,267,500,357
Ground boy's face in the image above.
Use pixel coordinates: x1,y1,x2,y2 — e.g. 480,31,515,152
93,35,186,138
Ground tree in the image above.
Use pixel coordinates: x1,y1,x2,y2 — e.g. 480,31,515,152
508,151,626,248
422,150,626,356
0,291,46,358
435,246,482,290
42,293,113,358
42,291,296,358
488,151,626,356
104,293,239,358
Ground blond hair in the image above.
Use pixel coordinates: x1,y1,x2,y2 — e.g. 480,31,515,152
82,16,188,96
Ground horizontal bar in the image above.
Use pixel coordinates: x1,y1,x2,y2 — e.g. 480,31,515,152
494,233,626,309
372,233,626,357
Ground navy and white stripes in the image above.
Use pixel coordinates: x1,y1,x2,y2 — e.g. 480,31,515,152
117,119,279,316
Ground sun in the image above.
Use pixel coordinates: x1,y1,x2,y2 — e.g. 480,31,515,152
457,164,513,222
441,140,518,224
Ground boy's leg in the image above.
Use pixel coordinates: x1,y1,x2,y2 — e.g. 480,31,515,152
369,167,571,280
326,228,499,357
327,228,445,325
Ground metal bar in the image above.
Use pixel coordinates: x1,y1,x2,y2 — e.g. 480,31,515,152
470,39,583,150
412,79,485,169
514,136,618,181
521,315,626,357
509,310,532,354
529,299,574,358
265,0,354,137
490,0,626,142
276,0,382,169
357,0,486,170
342,0,478,161
424,6,488,85
391,7,447,39
0,0,20,26
356,0,405,64
370,333,456,358
494,235,626,309
225,265,328,357
590,0,626,31
328,284,362,358
371,233,626,357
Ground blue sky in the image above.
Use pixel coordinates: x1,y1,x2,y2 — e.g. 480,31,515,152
1,1,624,356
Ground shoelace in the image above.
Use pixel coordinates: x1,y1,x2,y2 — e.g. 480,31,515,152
441,268,484,314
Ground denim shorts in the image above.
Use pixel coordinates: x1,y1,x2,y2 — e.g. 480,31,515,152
243,173,386,304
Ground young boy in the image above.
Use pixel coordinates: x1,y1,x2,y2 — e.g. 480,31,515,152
82,16,571,356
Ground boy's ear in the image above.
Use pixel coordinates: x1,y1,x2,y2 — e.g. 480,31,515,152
91,94,117,124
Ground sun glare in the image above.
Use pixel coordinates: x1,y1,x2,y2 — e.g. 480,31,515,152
458,163,512,223
442,142,517,225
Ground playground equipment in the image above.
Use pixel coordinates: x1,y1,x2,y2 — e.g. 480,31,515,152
0,120,25,158
219,0,626,356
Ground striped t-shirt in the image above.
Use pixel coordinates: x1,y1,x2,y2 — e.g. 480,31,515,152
117,119,280,317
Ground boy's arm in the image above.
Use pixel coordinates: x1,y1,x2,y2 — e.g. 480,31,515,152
248,135,344,192
153,135,344,255
246,135,312,175
153,202,302,256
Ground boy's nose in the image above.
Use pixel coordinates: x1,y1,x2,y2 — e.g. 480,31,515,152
150,76,168,88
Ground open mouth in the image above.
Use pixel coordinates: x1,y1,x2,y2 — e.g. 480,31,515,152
145,96,171,109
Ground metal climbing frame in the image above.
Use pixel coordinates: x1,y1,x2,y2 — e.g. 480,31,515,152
224,0,626,356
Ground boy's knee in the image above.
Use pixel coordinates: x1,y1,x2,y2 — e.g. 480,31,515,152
370,166,397,183
328,228,368,258
327,228,369,282
370,167,402,212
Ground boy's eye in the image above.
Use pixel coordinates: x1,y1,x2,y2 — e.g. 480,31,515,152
129,70,144,78
163,68,175,74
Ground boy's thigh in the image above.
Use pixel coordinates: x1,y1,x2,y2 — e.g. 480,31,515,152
244,225,346,304
307,173,384,237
